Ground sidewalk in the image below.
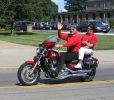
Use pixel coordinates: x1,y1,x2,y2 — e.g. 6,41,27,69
0,41,114,69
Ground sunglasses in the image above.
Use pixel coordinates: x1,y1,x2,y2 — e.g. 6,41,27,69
87,28,93,30
70,28,75,30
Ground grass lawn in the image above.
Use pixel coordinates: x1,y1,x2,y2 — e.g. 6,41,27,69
0,31,114,50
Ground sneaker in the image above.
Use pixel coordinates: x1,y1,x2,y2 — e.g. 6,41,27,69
74,63,82,69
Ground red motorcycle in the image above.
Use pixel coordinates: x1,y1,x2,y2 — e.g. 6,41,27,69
17,35,99,86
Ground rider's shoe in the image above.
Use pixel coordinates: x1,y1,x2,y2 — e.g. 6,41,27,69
74,63,82,69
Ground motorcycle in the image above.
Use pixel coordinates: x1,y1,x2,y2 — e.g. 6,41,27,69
17,35,99,86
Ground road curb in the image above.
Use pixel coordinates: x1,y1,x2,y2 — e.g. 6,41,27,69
0,67,18,70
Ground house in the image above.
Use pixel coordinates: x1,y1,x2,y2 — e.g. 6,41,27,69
51,0,114,23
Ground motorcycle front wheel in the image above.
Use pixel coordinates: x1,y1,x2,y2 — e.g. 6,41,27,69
17,63,40,86
77,68,96,82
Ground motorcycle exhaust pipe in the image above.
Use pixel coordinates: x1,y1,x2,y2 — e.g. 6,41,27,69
65,68,92,73
57,73,87,79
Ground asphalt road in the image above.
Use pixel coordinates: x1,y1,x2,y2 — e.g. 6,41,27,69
0,64,114,100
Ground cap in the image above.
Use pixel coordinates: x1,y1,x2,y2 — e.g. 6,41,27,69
70,26,76,29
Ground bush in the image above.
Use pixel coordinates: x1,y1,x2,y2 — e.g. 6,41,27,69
0,23,11,30
110,20,114,28
5,24,11,30
0,23,6,28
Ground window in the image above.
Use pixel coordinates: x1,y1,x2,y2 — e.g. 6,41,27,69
107,2,110,9
53,16,55,22
22,22,26,25
62,15,65,22
86,14,88,20
73,15,76,20
79,14,82,21
92,14,96,19
68,15,70,23
94,3,97,10
58,16,61,22
100,3,104,10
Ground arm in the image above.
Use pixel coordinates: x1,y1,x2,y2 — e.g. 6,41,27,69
58,22,68,40
81,34,97,49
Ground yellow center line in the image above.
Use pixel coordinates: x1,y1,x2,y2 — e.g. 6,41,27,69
1,80,114,89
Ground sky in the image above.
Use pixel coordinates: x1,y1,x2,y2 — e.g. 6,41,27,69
51,0,65,12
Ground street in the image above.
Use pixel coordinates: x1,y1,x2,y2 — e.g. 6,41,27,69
0,64,114,100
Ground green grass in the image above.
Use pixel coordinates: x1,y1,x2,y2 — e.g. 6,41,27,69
0,32,114,50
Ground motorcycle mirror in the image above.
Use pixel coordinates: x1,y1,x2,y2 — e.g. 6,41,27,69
38,44,42,46
57,38,60,42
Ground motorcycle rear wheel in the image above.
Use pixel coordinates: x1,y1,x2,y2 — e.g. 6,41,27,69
77,68,96,82
17,63,40,86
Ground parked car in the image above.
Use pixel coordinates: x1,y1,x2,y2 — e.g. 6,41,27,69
43,22,57,30
32,22,38,29
77,20,110,33
14,21,32,31
61,22,68,30
67,22,80,30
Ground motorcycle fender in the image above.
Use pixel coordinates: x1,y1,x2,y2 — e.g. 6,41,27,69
25,61,41,70
25,61,36,66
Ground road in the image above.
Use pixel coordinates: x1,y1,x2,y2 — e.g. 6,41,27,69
0,64,114,100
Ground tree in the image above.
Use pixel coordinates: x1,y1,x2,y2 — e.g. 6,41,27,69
64,0,88,12
0,0,58,35
0,0,43,35
38,0,58,21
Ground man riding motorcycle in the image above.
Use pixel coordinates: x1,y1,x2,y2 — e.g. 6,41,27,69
51,22,81,77
17,23,98,86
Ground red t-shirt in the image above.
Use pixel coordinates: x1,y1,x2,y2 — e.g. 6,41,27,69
81,32,97,49
58,30,81,52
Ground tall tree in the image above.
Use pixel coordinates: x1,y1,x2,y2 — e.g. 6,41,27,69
38,0,58,21
64,0,88,12
0,0,43,35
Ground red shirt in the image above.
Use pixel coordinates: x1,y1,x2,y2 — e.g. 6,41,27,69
58,30,81,52
81,32,97,49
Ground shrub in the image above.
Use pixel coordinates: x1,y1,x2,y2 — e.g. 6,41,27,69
110,20,114,28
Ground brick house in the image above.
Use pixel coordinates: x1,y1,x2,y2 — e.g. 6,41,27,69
51,0,114,24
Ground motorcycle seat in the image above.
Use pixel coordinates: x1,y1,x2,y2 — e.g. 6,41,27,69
66,54,92,64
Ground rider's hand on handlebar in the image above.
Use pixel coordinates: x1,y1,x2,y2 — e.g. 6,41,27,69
55,44,63,48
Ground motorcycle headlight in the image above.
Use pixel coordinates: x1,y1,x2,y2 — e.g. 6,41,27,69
36,48,40,55
36,46,44,56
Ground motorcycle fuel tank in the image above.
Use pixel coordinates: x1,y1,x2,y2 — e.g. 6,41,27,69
45,50,59,60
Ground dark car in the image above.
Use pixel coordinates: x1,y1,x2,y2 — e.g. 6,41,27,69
77,20,110,33
14,21,32,31
61,22,68,30
67,23,80,30
43,22,57,30
32,22,38,29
